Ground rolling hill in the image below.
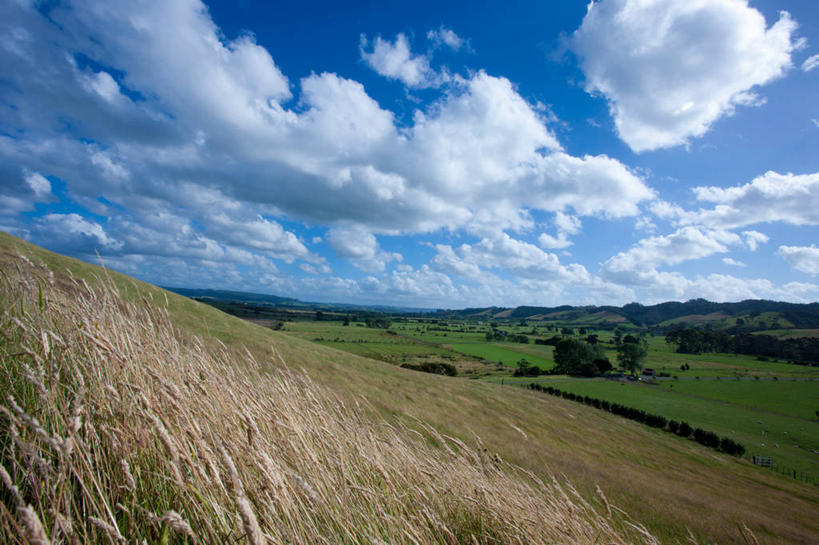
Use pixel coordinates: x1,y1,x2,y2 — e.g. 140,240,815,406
169,285,819,333
1,231,818,544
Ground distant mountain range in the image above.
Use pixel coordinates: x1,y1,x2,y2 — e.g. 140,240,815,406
166,288,819,331
163,287,435,314
438,298,819,330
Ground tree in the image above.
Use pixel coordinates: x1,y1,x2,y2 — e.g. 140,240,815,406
613,328,623,347
513,359,541,377
617,336,647,376
553,338,608,377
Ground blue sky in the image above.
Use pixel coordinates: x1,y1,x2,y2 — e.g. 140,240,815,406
1,0,819,308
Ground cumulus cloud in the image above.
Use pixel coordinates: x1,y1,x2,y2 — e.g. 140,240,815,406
433,232,590,284
688,171,819,229
802,54,819,72
2,0,748,307
539,212,581,249
326,225,402,272
778,245,819,275
206,214,317,263
602,226,742,286
360,33,442,88
571,0,797,151
364,265,460,304
0,1,653,245
33,213,122,252
722,257,746,267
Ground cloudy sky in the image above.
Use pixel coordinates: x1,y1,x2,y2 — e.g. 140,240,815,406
2,0,819,308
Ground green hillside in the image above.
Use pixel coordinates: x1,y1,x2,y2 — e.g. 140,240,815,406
2,231,818,544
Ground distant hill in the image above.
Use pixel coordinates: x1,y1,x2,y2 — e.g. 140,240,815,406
164,286,434,314
163,286,304,306
165,287,302,305
166,287,819,331
437,298,819,330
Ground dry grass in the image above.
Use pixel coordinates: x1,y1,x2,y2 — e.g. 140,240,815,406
0,257,668,544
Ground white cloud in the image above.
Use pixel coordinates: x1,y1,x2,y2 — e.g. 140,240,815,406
326,225,402,272
436,232,590,284
427,26,464,51
300,263,331,275
0,0,667,305
430,244,483,279
571,0,797,151
539,212,582,249
778,245,819,275
360,33,442,88
0,2,654,246
207,213,316,263
375,265,460,302
24,171,51,198
602,226,742,286
802,54,819,72
742,230,769,251
722,257,746,267
81,70,123,103
34,213,123,252
689,171,819,229
538,232,573,250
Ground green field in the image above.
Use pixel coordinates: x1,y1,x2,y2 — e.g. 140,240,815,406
284,320,559,371
284,317,819,482
658,378,819,420
448,342,554,368
522,377,819,480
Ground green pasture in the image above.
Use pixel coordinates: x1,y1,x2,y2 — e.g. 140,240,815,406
524,378,819,479
658,378,819,420
448,342,553,369
645,351,819,378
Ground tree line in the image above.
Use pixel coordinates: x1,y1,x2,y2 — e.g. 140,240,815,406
527,384,746,457
666,328,819,364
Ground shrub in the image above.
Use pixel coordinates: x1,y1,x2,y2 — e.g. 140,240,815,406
677,422,693,437
720,437,746,457
693,428,720,449
400,362,457,376
668,420,680,434
645,414,667,428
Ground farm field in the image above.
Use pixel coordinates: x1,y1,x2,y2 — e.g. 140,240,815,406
518,377,819,481
658,379,819,420
283,316,819,483
284,319,560,373
447,342,554,368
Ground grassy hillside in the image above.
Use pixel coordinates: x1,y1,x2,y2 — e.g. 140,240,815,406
2,232,818,544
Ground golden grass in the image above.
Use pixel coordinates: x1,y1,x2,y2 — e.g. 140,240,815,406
0,255,668,543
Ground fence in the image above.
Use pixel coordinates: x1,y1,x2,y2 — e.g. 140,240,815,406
753,456,819,486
